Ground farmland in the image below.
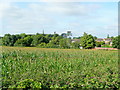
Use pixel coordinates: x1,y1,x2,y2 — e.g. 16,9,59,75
1,46,119,89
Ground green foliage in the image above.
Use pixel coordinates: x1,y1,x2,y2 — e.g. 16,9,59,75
101,45,113,48
95,41,105,47
14,39,27,46
59,38,71,48
73,37,81,39
2,33,118,49
80,32,96,49
0,38,2,46
20,33,27,39
61,33,67,38
31,34,48,46
9,79,42,88
2,47,118,89
112,35,120,49
46,42,59,48
24,36,33,46
45,34,53,41
95,42,101,47
71,42,80,49
93,36,97,40
2,34,17,46
37,43,47,48
101,41,105,45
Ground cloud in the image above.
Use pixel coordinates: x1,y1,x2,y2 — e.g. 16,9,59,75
40,2,100,16
2,3,57,34
0,3,11,19
1,1,118,38
2,2,100,32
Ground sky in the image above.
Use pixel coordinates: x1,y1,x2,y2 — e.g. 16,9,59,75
0,0,118,38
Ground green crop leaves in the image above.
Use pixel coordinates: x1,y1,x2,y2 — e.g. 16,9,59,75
1,47,119,89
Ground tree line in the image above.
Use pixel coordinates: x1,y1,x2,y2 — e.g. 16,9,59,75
1,33,120,49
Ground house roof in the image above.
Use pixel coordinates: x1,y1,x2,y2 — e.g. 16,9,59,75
96,38,103,40
95,38,103,41
71,39,80,42
95,38,112,42
104,38,112,40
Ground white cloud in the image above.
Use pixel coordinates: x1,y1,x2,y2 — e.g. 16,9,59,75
39,2,100,16
2,4,57,34
1,1,118,38
0,3,11,19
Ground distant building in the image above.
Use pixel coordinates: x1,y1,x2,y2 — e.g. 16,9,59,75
103,38,112,44
71,39,80,43
96,38,112,45
67,31,72,38
61,33,67,38
54,32,56,34
95,38,103,42
61,31,72,38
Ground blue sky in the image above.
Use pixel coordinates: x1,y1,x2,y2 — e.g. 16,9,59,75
1,1,118,38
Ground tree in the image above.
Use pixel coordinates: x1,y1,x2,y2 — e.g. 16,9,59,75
14,36,33,47
93,36,97,40
101,41,105,45
2,34,11,46
73,37,81,39
2,34,18,46
0,38,2,46
46,42,59,48
80,32,96,49
54,36,63,45
95,42,101,47
61,33,67,38
20,33,27,39
31,34,48,46
112,35,120,49
59,38,71,48
14,39,27,46
71,42,80,49
38,43,47,48
15,34,21,40
110,36,114,39
45,34,53,41
52,34,59,40
10,35,18,46
24,36,33,46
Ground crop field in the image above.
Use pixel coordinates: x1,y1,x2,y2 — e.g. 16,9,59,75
1,46,119,89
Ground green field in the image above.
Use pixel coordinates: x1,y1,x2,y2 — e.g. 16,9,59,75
1,46,118,89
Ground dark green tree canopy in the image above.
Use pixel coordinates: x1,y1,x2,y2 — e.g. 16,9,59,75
80,32,96,49
31,34,48,46
59,38,71,48
2,33,117,49
112,35,120,49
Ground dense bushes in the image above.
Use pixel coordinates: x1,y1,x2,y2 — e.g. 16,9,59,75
80,32,96,49
112,35,120,49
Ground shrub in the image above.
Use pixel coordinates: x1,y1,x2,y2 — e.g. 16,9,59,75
9,79,42,88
